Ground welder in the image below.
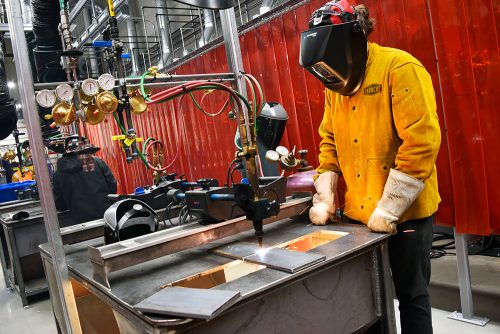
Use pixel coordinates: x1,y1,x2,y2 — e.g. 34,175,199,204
300,1,441,333
53,137,117,224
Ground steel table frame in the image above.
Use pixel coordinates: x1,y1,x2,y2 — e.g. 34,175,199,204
40,218,396,333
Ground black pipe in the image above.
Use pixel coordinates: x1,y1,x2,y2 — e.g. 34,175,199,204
31,0,67,83
31,0,66,139
0,34,17,140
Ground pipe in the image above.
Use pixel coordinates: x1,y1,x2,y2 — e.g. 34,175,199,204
31,0,65,81
82,6,99,77
21,0,32,24
0,34,17,140
125,3,139,75
259,0,278,15
200,9,215,47
5,1,83,332
154,0,173,66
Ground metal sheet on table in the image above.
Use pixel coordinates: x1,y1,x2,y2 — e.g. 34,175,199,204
134,287,240,320
244,247,326,273
211,242,260,259
213,242,326,274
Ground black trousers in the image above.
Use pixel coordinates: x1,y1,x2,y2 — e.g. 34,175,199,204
344,215,434,334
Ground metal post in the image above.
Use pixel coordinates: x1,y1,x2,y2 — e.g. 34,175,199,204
219,7,251,146
125,12,139,74
448,229,489,326
82,6,99,77
4,1,82,333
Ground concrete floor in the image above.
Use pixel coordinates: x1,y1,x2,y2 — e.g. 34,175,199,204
1,256,500,334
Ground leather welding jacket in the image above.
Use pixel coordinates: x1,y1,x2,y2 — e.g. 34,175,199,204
316,42,441,224
53,156,117,224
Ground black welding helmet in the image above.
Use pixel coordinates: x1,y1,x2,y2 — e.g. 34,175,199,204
256,102,288,150
104,199,158,245
299,0,367,96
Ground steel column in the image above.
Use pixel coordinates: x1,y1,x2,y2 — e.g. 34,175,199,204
4,1,82,333
448,230,489,326
219,7,252,146
82,6,99,77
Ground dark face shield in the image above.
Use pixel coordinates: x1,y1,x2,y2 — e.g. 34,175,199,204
299,21,368,96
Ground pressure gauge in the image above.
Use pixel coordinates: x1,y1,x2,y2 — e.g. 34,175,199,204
275,146,289,156
98,73,115,91
36,89,56,108
265,150,280,162
55,83,74,102
81,78,99,96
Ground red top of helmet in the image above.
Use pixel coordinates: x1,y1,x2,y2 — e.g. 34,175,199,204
309,0,357,28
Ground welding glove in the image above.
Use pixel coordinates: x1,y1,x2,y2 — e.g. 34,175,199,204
309,171,339,225
367,169,425,234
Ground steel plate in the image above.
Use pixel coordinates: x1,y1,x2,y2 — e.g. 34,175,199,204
134,287,240,320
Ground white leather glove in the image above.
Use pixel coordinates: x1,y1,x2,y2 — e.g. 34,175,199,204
367,169,424,234
309,171,339,225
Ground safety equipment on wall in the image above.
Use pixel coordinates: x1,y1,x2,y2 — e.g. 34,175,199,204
367,169,425,234
309,171,339,225
299,1,367,96
104,199,159,245
256,102,288,150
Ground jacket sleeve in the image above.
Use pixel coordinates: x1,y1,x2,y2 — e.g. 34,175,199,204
95,158,118,194
316,88,342,178
52,173,68,211
390,63,441,180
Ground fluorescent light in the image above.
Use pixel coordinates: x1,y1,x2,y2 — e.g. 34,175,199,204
7,81,15,89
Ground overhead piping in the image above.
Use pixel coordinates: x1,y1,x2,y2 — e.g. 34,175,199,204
154,0,173,67
200,9,215,47
31,0,65,138
259,0,278,15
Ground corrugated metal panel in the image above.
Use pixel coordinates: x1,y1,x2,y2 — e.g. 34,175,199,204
85,0,500,235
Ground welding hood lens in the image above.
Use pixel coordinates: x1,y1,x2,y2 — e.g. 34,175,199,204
257,102,288,150
299,21,367,96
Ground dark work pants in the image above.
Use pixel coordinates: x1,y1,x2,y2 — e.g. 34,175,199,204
344,215,434,334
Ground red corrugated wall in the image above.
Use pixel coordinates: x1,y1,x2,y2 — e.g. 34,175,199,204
85,0,500,235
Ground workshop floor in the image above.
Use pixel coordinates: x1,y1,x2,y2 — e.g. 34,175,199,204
1,256,500,334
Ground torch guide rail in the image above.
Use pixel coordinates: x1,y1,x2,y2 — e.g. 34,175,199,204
88,196,312,288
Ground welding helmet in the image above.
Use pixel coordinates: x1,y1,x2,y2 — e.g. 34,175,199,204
256,102,288,150
104,199,158,244
299,0,367,96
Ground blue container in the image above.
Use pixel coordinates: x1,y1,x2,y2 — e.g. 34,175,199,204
0,181,36,203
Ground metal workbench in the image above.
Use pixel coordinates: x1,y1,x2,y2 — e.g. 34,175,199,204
0,199,41,286
40,213,396,334
0,206,74,306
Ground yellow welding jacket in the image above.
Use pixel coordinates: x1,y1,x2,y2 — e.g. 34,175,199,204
316,42,441,224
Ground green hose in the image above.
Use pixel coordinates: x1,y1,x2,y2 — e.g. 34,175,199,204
112,113,149,168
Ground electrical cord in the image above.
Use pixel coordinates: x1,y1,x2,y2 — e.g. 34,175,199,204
226,159,238,186
430,232,456,259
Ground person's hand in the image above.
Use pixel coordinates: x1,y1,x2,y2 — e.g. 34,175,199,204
309,171,339,225
367,169,424,234
367,207,397,234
